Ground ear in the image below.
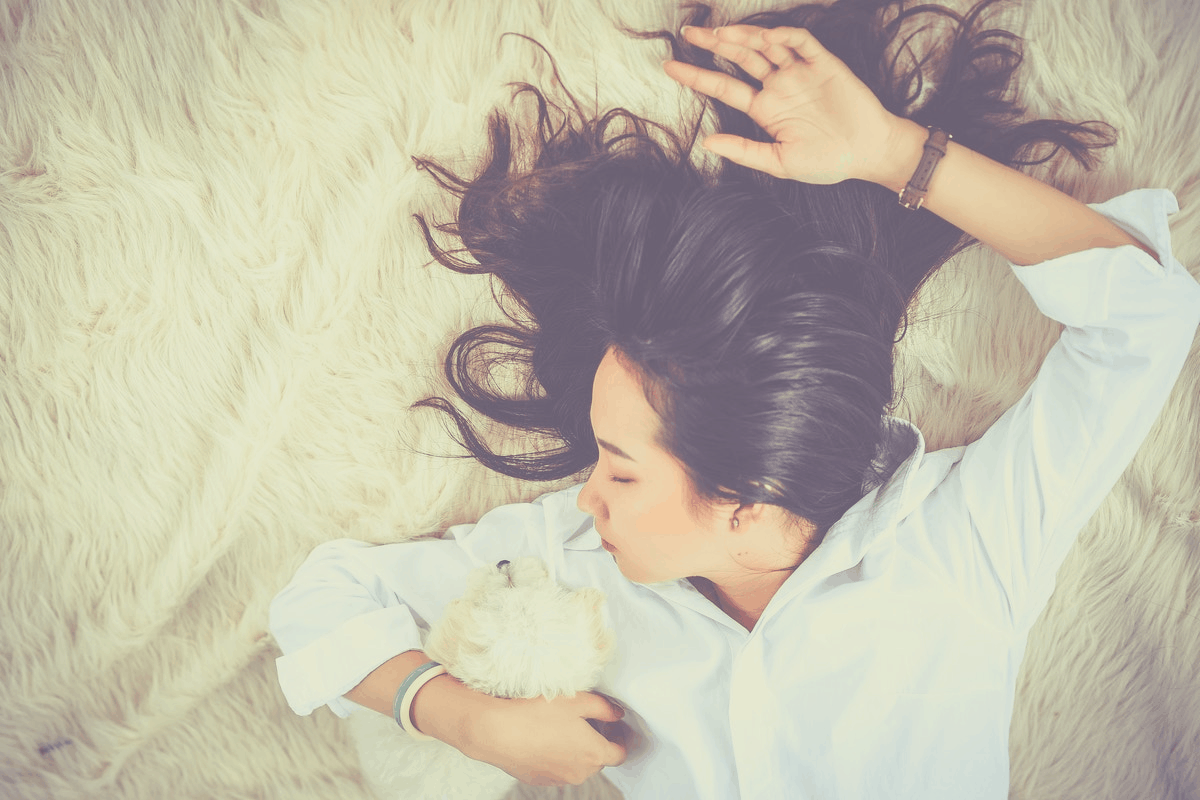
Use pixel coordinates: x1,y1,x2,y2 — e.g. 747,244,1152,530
701,485,771,530
705,492,741,521
733,501,772,528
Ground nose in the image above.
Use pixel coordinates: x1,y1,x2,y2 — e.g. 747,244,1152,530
577,465,603,518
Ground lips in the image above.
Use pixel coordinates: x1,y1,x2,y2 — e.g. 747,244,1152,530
601,538,616,552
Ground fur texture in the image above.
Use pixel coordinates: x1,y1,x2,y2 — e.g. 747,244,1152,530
346,558,617,800
1,1,1198,799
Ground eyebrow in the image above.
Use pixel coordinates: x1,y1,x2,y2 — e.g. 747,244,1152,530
596,437,636,462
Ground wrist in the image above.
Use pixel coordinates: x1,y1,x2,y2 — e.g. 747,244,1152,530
872,117,931,193
409,673,496,753
459,693,508,763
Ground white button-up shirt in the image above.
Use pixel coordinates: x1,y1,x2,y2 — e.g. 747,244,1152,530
269,188,1200,799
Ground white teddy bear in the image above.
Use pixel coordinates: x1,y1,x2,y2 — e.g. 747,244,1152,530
346,557,619,800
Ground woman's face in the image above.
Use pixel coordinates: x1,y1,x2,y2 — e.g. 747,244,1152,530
575,347,740,585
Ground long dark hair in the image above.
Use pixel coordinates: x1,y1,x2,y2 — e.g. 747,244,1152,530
409,0,1117,546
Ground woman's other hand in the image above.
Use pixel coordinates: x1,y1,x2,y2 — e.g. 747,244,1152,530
465,691,629,787
664,25,904,185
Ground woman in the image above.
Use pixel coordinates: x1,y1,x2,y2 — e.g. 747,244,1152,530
268,1,1200,797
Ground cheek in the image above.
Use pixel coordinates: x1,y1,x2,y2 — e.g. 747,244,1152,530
613,486,693,544
603,489,646,544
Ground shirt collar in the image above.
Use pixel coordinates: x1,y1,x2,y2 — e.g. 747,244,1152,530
761,414,926,616
828,414,926,549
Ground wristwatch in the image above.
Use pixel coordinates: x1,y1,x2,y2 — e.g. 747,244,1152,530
898,126,952,211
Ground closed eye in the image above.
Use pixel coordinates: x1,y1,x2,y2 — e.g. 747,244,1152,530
609,476,633,484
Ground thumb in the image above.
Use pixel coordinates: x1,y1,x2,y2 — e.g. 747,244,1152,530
703,134,783,177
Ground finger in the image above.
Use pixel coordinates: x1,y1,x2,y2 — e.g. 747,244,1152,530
712,24,801,71
703,134,785,179
681,25,775,82
662,58,756,115
603,738,628,767
589,722,629,767
582,692,625,723
761,26,828,63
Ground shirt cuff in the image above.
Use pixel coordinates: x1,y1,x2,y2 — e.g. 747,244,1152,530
274,604,425,718
1009,188,1195,328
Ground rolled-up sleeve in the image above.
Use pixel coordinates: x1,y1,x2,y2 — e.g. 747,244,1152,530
948,187,1200,632
268,483,592,718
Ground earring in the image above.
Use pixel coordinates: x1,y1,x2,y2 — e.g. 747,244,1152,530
731,516,740,529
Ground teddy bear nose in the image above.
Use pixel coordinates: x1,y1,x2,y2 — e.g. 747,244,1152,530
496,560,510,570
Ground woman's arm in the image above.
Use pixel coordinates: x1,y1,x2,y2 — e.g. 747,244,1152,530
875,118,1160,267
267,483,608,721
268,490,581,721
268,486,628,784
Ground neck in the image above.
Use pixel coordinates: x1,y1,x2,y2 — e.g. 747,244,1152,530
693,570,796,632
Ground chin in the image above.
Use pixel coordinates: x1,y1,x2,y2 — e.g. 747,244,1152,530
614,561,670,586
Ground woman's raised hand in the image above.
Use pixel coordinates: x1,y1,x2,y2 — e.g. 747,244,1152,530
664,25,904,185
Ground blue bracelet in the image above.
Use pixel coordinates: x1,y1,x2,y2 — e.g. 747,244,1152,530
393,661,443,732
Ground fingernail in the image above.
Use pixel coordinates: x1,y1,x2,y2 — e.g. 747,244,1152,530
680,25,693,36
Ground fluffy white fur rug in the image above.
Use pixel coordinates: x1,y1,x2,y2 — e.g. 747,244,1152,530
2,1,1198,798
